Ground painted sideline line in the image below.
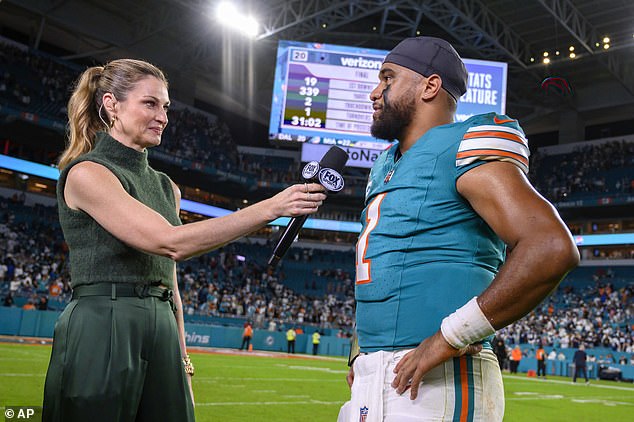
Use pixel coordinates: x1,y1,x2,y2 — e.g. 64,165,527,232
504,374,634,392
188,346,346,362
0,373,44,377
0,337,347,362
195,376,342,383
196,400,343,406
0,373,345,383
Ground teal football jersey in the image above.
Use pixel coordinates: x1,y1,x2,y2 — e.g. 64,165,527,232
355,112,529,352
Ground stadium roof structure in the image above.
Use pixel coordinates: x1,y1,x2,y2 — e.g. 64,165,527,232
1,0,633,138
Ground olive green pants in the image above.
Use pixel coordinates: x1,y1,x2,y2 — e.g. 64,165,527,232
42,294,195,421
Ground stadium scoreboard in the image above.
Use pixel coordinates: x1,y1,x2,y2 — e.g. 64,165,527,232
269,40,508,168
270,42,387,151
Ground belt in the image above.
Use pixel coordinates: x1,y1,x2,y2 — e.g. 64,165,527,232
72,283,174,302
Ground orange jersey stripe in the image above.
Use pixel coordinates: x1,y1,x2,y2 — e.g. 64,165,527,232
456,149,529,166
460,356,469,422
463,130,527,146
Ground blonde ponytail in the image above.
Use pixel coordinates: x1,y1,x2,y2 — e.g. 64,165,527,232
58,59,168,170
58,67,104,170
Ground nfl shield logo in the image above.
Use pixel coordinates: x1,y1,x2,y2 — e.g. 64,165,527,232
359,406,369,422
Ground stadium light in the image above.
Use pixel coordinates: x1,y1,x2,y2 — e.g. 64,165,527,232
216,2,259,37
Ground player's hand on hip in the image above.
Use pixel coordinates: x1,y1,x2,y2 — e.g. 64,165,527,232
391,330,482,400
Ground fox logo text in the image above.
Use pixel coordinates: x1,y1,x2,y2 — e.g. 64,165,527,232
318,168,344,192
302,161,320,180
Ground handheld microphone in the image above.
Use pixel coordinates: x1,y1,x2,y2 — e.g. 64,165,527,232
267,146,349,267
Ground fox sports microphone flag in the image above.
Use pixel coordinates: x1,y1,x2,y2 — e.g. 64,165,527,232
268,146,349,267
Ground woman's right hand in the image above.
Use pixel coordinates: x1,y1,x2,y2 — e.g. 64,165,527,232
268,183,327,219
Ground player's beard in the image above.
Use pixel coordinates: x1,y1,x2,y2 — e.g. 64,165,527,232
370,89,417,142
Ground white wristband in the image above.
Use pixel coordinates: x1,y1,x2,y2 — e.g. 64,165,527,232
440,297,495,350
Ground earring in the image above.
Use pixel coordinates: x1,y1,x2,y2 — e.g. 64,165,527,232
110,115,117,128
98,103,110,129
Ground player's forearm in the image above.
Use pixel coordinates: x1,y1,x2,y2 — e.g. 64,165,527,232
477,231,579,330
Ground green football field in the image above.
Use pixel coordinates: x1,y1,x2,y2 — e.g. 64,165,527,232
1,342,633,421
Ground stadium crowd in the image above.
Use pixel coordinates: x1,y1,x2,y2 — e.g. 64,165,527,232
499,269,634,355
0,41,74,119
176,248,355,331
159,107,239,173
529,140,634,203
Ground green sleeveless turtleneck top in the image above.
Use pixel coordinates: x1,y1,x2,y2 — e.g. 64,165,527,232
57,132,181,288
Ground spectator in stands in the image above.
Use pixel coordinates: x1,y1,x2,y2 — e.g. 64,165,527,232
37,296,48,311
2,292,13,307
573,344,589,384
42,58,326,422
48,279,63,297
22,298,35,310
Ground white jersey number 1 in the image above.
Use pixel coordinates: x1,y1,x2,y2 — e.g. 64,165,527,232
355,193,385,285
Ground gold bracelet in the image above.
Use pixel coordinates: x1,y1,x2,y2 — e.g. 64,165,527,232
182,354,194,376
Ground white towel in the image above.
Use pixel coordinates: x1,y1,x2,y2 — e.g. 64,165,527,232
337,351,388,422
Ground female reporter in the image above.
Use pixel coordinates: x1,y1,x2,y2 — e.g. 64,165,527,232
42,59,326,422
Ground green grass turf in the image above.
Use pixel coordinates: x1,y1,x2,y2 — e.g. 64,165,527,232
1,342,633,421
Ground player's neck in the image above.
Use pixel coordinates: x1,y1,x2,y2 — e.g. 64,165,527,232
399,110,454,153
